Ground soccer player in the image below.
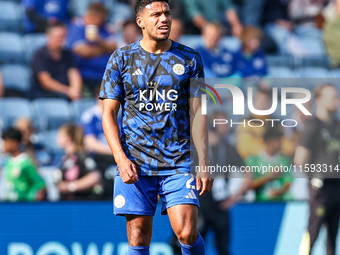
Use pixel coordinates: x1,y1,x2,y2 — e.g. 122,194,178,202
2,128,46,202
296,85,340,255
100,0,213,254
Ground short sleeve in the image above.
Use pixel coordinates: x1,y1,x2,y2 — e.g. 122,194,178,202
300,119,319,151
183,0,202,19
32,48,48,74
99,51,124,101
190,52,205,98
221,0,233,11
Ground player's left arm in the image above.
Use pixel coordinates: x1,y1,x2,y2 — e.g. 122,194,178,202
189,97,213,195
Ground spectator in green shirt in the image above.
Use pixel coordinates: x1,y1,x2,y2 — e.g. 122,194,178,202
245,127,294,202
182,0,242,36
2,128,46,202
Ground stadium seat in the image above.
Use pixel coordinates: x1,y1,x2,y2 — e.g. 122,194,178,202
297,67,334,78
30,98,73,131
34,130,63,154
1,64,31,93
266,55,295,69
0,98,31,129
23,33,47,63
268,67,297,78
220,36,241,52
0,1,22,32
72,98,97,122
178,35,201,49
301,56,331,69
0,32,24,64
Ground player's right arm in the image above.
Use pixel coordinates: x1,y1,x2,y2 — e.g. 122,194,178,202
102,99,138,184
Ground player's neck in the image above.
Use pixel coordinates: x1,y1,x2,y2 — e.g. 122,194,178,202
140,38,172,54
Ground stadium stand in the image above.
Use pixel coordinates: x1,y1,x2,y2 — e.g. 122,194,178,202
0,1,22,32
0,32,24,64
30,98,73,131
0,98,31,129
72,98,97,122
1,64,31,94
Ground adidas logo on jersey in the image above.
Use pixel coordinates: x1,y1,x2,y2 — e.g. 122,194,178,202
132,69,143,76
185,190,197,199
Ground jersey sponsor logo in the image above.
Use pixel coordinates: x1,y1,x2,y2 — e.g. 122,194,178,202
132,69,143,76
114,194,126,208
139,85,178,112
173,64,185,75
185,190,197,199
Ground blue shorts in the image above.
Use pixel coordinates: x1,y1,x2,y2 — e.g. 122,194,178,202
113,173,200,216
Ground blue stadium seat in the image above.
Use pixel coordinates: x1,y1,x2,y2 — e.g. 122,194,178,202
268,67,297,78
266,55,295,69
0,1,22,32
0,98,31,129
0,32,24,63
178,35,200,49
72,99,97,122
34,130,63,154
1,64,31,93
297,67,334,78
23,33,47,63
301,56,331,69
220,36,241,52
30,98,73,131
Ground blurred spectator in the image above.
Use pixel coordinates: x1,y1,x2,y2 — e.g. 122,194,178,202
0,71,3,98
295,85,340,255
116,20,142,48
80,86,117,199
67,3,117,94
14,118,53,166
182,0,243,36
262,0,292,55
169,19,184,42
32,21,82,101
240,0,265,27
197,23,236,78
246,128,293,202
71,0,133,32
23,0,70,33
55,124,102,201
324,0,340,67
234,26,268,78
2,128,46,202
236,88,294,159
264,0,328,56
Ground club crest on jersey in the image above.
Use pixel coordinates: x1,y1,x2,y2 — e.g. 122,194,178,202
173,64,185,75
114,195,126,208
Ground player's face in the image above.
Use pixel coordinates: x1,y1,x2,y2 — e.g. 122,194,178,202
138,2,172,42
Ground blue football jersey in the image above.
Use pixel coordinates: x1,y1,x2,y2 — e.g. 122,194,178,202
100,40,204,176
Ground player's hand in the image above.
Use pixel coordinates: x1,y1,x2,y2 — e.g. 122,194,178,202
196,167,214,196
117,156,139,184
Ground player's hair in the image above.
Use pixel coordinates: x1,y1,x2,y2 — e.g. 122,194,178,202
240,26,263,49
59,124,84,153
263,127,283,142
2,128,22,142
46,20,67,34
87,2,108,16
133,0,169,15
314,84,335,99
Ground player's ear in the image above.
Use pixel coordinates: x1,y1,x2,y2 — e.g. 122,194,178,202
136,16,145,30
